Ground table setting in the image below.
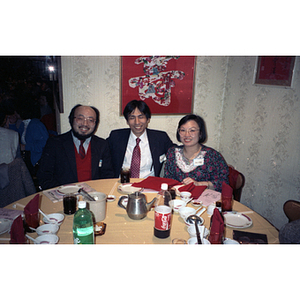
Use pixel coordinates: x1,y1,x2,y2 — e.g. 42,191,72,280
0,177,279,244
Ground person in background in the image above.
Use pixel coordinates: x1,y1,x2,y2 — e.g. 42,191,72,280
16,98,49,177
107,100,174,179
164,114,229,192
0,109,21,165
37,104,114,190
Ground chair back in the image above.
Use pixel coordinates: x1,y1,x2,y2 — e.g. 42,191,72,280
283,200,300,222
228,165,245,202
0,157,36,207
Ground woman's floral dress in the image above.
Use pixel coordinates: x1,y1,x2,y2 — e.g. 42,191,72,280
164,145,229,192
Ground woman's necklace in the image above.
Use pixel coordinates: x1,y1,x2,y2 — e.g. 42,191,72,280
183,146,202,162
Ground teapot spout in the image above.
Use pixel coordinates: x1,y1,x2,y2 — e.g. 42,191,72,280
147,197,157,211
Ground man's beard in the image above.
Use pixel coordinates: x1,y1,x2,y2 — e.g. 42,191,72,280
72,127,95,140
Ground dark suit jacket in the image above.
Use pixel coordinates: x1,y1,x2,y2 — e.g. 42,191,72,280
107,128,174,178
37,130,114,190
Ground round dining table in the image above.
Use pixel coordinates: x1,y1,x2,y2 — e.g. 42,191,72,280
0,178,279,244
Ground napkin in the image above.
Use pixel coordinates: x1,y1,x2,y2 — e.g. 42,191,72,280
24,194,40,215
10,215,26,244
222,181,233,198
209,207,224,244
131,176,181,191
178,183,207,199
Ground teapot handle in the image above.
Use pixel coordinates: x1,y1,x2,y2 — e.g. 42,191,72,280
118,196,128,210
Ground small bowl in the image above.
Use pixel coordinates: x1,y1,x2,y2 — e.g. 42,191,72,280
169,199,186,213
178,206,196,220
180,191,192,200
188,237,210,245
188,225,209,238
107,195,116,202
43,213,65,225
185,216,204,227
33,234,59,244
36,224,59,236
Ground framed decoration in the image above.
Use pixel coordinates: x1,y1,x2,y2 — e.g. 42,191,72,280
121,56,195,115
254,56,296,87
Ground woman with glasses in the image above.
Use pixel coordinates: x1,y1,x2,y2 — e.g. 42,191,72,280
164,114,229,192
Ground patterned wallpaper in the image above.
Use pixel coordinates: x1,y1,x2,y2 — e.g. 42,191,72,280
60,56,300,230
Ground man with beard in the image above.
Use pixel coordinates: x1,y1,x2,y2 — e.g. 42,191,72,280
37,104,114,190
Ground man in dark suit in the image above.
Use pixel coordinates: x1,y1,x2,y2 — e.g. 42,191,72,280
37,104,114,190
107,100,174,178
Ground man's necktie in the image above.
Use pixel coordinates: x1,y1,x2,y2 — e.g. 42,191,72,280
130,138,141,178
79,140,85,159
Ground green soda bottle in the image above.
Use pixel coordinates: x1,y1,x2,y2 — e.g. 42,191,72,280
73,201,94,244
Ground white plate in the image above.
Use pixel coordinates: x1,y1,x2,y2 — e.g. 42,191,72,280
56,185,79,195
223,212,253,229
0,218,12,235
117,184,142,195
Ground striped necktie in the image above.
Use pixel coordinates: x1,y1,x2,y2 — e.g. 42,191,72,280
130,138,141,178
79,140,86,159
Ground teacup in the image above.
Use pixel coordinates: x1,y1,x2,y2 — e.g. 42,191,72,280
178,206,196,220
169,199,187,213
180,191,192,201
187,224,208,238
188,237,210,245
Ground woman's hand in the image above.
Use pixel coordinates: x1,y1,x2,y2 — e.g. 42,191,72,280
182,177,213,188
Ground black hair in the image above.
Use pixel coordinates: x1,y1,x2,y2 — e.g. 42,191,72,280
176,114,207,144
123,100,151,121
68,104,100,129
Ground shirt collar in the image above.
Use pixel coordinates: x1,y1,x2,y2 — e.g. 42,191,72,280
129,129,147,143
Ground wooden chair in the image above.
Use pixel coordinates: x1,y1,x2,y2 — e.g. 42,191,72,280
283,200,300,222
228,165,245,202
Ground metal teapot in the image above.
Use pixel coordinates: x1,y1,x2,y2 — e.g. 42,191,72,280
118,191,156,220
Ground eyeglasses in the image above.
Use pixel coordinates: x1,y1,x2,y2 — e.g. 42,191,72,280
178,128,200,136
74,116,96,125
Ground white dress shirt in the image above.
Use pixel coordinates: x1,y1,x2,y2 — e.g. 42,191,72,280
71,132,91,154
122,131,154,178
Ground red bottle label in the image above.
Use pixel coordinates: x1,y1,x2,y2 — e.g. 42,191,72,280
154,206,171,231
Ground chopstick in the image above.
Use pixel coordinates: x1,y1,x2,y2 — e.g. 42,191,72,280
109,181,118,195
235,211,254,214
12,203,25,209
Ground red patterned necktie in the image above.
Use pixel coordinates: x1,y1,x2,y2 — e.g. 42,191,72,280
130,138,141,178
79,140,85,159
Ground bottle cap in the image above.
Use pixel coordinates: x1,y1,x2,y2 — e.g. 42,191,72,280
161,183,168,191
78,201,86,209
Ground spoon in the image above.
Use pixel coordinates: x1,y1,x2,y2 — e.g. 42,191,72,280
184,198,194,205
78,188,95,201
186,214,202,244
25,234,37,243
39,209,52,223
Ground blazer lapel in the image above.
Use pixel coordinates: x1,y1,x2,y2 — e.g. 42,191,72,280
63,132,78,179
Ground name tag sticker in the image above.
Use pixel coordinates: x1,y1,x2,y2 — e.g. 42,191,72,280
99,160,102,167
194,157,204,166
159,154,166,163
